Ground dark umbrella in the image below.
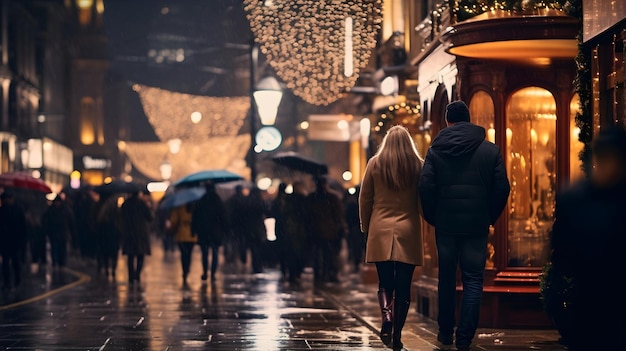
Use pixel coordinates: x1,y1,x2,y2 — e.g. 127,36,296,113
94,180,142,195
173,169,243,188
270,151,328,175
159,187,206,209
0,172,52,193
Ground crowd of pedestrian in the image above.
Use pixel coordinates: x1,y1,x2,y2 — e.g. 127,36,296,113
2,99,622,351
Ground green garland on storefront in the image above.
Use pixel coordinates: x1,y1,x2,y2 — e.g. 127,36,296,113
568,0,592,177
451,0,570,22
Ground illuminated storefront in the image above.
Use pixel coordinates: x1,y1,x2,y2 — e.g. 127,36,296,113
407,1,582,327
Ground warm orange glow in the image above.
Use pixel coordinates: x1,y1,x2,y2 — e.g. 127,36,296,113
448,39,577,61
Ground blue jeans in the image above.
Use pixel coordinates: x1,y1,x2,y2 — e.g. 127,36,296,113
436,233,488,347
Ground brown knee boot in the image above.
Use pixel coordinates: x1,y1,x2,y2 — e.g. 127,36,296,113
377,289,393,345
392,299,410,350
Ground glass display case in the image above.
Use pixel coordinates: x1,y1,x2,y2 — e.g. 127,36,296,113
506,87,556,268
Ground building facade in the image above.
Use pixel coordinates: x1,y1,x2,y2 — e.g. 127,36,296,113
377,0,585,328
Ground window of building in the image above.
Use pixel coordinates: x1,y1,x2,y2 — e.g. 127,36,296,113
506,86,556,268
569,94,585,182
469,90,495,142
80,97,96,145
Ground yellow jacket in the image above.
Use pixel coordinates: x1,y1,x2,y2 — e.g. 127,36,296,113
169,205,197,243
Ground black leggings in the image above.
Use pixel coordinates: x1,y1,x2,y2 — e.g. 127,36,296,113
375,261,416,302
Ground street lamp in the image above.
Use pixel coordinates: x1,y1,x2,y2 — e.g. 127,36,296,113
249,42,283,182
253,76,283,126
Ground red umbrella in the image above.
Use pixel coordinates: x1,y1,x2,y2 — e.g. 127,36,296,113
0,172,52,193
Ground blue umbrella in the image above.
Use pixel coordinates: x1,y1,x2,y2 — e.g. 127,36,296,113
173,169,244,188
159,187,206,209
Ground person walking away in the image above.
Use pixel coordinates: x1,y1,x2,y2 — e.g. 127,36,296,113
169,202,196,285
549,126,626,350
241,187,268,274
95,192,122,278
0,190,28,290
225,185,248,267
120,190,153,283
42,195,76,268
419,101,510,351
359,125,424,350
308,176,347,283
270,183,290,280
191,182,229,282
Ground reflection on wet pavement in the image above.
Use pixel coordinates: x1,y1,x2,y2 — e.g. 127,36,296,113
0,239,386,350
0,238,568,350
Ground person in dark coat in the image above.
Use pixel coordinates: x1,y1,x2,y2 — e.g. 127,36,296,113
42,195,77,268
0,190,28,290
307,176,347,283
95,192,121,278
549,126,626,351
270,183,290,280
227,186,267,273
191,182,229,282
419,101,510,351
120,190,153,283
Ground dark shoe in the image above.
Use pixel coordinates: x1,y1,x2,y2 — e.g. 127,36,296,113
392,341,404,351
392,299,410,349
377,289,393,345
201,273,208,281
437,333,453,345
456,345,471,351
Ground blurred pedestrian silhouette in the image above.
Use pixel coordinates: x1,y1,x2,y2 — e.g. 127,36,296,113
169,202,196,285
227,186,267,273
73,186,98,260
549,126,626,351
271,183,290,280
271,182,310,284
419,101,510,351
42,194,77,268
344,185,363,273
120,190,153,283
94,192,121,278
191,182,229,282
0,190,28,290
308,176,346,283
359,125,424,350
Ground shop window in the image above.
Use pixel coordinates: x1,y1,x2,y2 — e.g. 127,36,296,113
80,97,96,145
570,94,585,182
469,90,495,142
506,87,556,268
469,90,496,268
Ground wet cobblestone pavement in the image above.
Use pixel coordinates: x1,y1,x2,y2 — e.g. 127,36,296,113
0,239,566,351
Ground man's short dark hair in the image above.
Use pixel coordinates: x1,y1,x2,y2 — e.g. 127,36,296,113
445,101,471,123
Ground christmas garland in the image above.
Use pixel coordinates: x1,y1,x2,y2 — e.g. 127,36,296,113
452,0,570,22
568,0,592,177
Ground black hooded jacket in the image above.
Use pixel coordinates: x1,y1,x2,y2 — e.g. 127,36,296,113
419,122,510,235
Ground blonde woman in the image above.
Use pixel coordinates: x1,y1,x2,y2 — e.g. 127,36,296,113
359,125,424,351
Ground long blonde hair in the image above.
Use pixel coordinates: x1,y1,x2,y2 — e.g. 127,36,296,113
369,125,423,191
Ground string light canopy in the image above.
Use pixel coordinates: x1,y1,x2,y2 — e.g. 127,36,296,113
243,0,383,106
133,84,249,140
128,84,252,181
124,136,250,182
374,101,421,134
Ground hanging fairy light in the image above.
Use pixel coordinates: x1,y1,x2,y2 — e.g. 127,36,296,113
133,84,249,141
244,0,383,106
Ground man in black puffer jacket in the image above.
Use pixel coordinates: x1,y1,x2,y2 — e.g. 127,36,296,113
419,101,510,351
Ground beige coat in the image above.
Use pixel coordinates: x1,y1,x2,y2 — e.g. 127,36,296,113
359,164,424,266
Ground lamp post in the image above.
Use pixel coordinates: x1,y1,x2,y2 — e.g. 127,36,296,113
249,42,283,182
